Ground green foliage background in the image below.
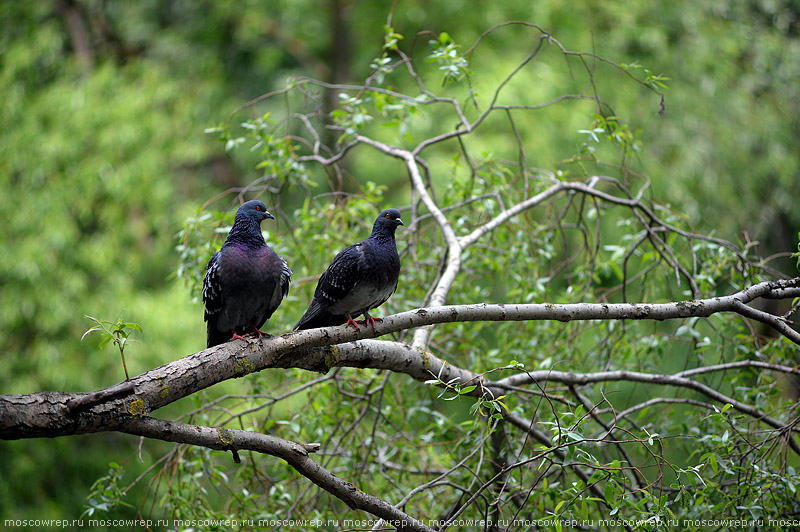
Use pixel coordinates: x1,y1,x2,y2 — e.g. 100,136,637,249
1,0,799,527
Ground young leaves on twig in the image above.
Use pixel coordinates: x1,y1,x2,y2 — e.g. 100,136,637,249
82,315,142,381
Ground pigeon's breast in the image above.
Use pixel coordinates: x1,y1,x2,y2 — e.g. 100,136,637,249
216,245,278,328
326,246,398,316
326,281,382,315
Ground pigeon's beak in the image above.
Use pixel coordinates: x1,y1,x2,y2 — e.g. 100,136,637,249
397,218,404,226
265,211,275,221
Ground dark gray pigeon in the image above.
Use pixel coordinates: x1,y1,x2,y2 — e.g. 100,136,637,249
203,200,292,347
295,208,403,331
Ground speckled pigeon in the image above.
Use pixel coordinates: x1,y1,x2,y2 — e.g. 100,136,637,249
295,208,403,331
203,200,292,348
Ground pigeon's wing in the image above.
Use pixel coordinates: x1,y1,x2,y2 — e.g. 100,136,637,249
202,250,224,322
204,250,235,347
371,274,399,311
280,257,292,300
295,243,363,329
253,251,292,329
355,238,401,315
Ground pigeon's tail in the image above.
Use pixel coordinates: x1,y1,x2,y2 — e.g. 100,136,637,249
294,310,346,331
207,323,232,348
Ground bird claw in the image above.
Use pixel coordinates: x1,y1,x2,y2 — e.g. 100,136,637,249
345,316,360,330
228,328,269,343
250,326,270,339
360,315,382,330
229,331,248,342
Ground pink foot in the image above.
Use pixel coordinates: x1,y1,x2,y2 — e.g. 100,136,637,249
345,315,360,330
250,326,269,339
229,331,248,342
359,314,382,331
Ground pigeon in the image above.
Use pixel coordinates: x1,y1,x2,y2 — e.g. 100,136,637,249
295,208,403,331
203,200,292,348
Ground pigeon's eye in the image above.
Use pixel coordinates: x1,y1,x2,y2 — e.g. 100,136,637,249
385,213,390,218
256,205,263,211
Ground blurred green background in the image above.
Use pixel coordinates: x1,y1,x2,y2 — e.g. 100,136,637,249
1,0,798,522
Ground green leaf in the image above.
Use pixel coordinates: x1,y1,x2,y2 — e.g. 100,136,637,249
98,336,113,350
81,326,103,342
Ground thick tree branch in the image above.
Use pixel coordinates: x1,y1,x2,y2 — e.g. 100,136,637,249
2,278,800,440
2,280,800,526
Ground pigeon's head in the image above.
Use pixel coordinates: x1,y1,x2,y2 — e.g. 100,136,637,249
374,208,404,232
237,200,275,223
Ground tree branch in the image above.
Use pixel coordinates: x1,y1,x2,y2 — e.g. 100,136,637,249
3,280,800,526
3,278,800,440
353,134,463,350
119,417,434,532
494,368,800,450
